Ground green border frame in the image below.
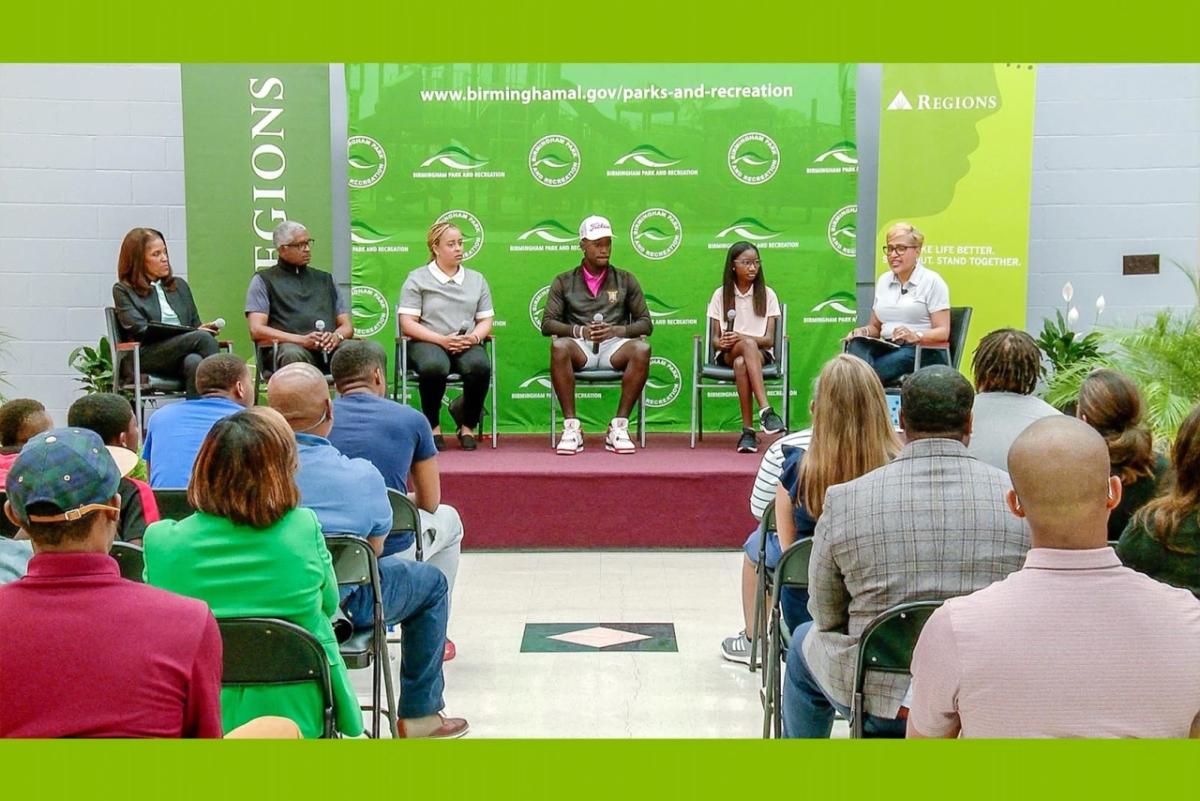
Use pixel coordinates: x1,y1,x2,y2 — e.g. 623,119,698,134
3,1,1199,797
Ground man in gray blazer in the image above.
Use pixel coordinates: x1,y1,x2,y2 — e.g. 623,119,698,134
782,365,1028,737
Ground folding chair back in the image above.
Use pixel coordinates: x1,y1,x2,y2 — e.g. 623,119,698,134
152,489,194,521
386,488,423,561
217,617,336,738
762,537,813,737
109,541,145,582
851,600,942,738
0,492,17,538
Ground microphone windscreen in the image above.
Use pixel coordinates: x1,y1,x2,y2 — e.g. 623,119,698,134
212,317,226,330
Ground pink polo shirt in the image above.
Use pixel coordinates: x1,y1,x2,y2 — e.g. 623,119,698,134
909,547,1200,738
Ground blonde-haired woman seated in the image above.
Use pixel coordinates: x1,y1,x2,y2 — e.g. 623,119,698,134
396,221,495,451
844,222,951,385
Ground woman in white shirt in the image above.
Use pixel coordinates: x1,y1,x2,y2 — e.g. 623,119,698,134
706,242,785,453
844,222,951,385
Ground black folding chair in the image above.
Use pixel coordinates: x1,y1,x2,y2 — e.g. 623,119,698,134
109,541,145,582
761,537,813,737
748,504,777,674
547,335,648,449
217,617,336,739
254,342,335,403
851,600,942,738
0,491,18,538
394,334,498,448
152,488,194,521
386,488,423,562
325,534,397,739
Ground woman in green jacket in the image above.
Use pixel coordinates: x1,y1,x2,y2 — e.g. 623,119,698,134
143,406,364,738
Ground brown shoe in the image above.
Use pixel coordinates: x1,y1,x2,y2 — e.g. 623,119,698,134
396,713,469,739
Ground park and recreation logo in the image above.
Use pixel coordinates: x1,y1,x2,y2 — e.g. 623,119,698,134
350,219,408,254
607,144,698,177
413,144,505,179
802,290,857,325
886,90,999,111
350,285,390,337
807,141,858,175
434,209,484,261
630,208,683,261
645,356,682,408
708,217,799,250
644,293,697,327
529,134,581,187
510,219,579,253
727,132,780,185
528,285,550,332
347,135,387,189
827,205,857,258
512,370,554,400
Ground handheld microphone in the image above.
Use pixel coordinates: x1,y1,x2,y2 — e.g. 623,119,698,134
211,317,226,331
725,309,737,334
315,320,326,334
592,312,603,355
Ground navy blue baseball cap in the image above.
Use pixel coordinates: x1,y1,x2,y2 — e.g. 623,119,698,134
4,428,122,524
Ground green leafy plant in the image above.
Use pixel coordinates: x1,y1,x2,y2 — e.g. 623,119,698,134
68,337,116,394
1035,282,1103,376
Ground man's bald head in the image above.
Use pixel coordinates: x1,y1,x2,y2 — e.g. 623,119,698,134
267,363,331,435
1007,416,1119,549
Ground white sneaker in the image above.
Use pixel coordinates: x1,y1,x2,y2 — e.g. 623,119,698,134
605,417,636,454
556,418,583,455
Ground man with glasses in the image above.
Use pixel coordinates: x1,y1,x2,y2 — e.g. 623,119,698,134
246,220,353,369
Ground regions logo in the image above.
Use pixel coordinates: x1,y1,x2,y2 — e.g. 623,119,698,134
827,205,857,258
414,144,505,179
802,291,857,325
644,356,682,408
807,141,858,175
510,219,579,253
607,144,698,177
528,285,550,332
886,90,998,111
709,217,799,250
347,135,387,189
529,134,581,187
630,208,683,261
886,91,913,111
351,286,390,337
727,132,780,185
435,209,484,261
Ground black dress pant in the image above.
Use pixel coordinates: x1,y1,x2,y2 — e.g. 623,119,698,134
407,341,491,430
138,330,220,399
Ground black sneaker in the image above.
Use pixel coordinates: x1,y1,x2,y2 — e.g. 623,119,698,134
737,428,758,453
759,407,785,435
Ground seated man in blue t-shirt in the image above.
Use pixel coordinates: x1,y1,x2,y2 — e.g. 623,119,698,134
267,363,467,739
143,354,253,488
327,341,465,613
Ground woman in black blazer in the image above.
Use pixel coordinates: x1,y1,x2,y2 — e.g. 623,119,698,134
112,227,221,398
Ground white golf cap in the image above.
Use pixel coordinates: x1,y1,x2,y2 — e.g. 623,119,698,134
578,215,614,241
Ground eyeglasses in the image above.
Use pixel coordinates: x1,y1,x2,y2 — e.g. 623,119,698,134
882,244,915,256
283,239,315,251
734,259,762,268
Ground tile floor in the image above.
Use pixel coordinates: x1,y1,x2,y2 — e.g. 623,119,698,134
348,550,849,738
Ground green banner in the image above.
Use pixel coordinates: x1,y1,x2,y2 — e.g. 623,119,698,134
876,64,1037,375
182,65,333,363
346,64,857,433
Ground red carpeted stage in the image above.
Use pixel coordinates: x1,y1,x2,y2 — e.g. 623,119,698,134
437,433,772,550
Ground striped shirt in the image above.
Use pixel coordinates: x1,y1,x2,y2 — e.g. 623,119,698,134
910,547,1200,738
749,429,812,520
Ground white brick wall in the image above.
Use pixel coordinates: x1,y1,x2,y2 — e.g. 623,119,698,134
1028,64,1200,331
0,64,186,424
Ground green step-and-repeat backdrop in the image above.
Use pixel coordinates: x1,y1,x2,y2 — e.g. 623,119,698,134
345,64,858,433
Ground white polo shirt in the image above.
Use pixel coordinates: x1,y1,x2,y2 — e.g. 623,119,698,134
707,285,781,351
872,263,949,338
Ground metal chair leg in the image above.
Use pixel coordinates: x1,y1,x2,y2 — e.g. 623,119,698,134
379,623,397,737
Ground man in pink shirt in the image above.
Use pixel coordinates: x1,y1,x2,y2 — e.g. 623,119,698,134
908,416,1200,738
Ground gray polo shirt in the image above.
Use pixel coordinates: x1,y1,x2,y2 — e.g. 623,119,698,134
968,391,1062,470
397,262,494,336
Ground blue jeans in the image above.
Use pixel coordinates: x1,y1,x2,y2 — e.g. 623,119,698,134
341,552,448,719
846,340,948,386
782,621,907,738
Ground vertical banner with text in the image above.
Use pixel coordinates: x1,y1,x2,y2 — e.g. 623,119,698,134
876,64,1037,375
346,64,857,433
181,64,333,363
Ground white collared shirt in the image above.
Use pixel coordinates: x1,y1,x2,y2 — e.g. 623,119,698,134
152,281,180,325
427,261,465,286
871,262,950,338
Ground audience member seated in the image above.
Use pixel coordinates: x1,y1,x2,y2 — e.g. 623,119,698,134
67,393,160,545
781,366,1028,738
0,398,53,482
1077,368,1169,540
1117,403,1200,597
245,219,352,371
328,341,465,608
268,364,469,738
966,328,1060,470
143,354,253,487
721,354,901,662
908,417,1200,738
0,428,224,737
143,407,363,738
